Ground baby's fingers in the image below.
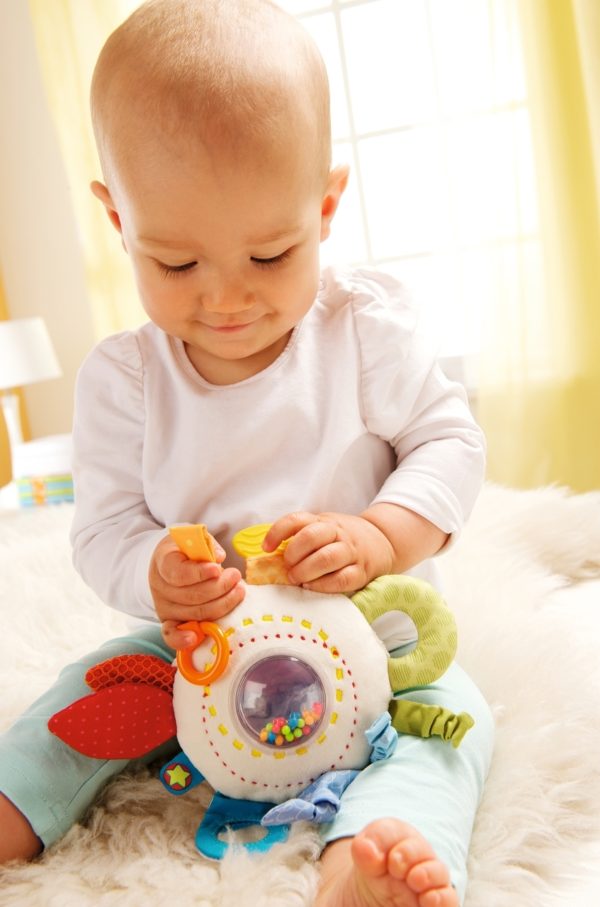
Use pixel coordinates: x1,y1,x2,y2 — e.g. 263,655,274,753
284,523,340,572
161,620,197,650
263,512,318,553
152,565,245,628
164,568,242,607
286,540,348,584
159,547,223,586
301,564,365,595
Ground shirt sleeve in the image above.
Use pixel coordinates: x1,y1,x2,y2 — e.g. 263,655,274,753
70,332,165,621
351,268,486,542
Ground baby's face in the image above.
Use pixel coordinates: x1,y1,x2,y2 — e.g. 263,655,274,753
97,137,344,385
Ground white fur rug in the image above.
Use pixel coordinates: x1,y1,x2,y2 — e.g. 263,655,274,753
1,484,600,906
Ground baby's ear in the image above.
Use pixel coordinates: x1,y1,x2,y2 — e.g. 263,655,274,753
320,164,350,241
91,180,123,235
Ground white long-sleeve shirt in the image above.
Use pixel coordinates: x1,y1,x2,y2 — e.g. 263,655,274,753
71,266,486,621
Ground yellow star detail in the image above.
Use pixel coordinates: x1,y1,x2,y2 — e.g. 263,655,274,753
166,764,191,788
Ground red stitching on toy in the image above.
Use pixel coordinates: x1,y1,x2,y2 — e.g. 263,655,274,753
195,627,361,793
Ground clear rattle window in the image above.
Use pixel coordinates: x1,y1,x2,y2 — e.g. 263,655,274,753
235,655,325,748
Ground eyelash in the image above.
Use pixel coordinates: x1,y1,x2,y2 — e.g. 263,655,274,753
251,249,293,269
157,249,293,279
157,261,197,279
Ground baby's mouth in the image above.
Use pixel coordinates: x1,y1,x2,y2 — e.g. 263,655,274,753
210,322,254,333
205,316,263,333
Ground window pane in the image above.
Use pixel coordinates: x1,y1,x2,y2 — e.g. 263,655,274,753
384,239,543,363
446,108,538,243
429,0,526,115
358,129,450,258
384,255,463,357
515,110,538,234
428,0,495,115
490,0,527,105
473,240,548,378
277,0,538,362
300,13,350,139
321,142,369,266
341,0,437,133
276,1,331,15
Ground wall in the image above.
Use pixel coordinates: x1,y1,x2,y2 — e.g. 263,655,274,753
0,0,96,460
0,274,31,485
0,280,11,485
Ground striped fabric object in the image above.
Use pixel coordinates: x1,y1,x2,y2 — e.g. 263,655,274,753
16,473,74,506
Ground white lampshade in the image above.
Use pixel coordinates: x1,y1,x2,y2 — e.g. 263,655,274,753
0,317,61,390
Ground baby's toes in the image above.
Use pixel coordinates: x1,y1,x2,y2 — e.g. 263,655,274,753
407,858,451,893
419,879,459,907
388,842,458,907
387,834,436,881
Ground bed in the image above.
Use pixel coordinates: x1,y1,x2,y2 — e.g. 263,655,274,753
1,483,599,906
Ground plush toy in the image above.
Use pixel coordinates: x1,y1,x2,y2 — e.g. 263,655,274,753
49,524,474,859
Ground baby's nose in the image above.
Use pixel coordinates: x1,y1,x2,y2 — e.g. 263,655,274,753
201,279,254,313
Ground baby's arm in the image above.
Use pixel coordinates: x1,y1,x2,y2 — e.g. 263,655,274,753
71,334,245,630
149,534,244,649
263,270,486,592
263,506,448,594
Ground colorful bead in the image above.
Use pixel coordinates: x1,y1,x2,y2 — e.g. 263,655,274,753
258,701,324,747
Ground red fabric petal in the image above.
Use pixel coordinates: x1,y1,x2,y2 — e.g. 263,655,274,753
48,684,177,759
85,654,176,693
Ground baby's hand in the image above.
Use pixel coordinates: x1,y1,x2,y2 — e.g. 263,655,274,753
149,534,245,649
263,512,394,594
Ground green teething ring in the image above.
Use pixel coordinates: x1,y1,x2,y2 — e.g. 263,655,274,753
350,575,457,691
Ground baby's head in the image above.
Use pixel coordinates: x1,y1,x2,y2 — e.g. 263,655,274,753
91,0,331,194
91,0,347,384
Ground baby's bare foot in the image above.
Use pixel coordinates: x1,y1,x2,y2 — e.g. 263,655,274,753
315,818,458,907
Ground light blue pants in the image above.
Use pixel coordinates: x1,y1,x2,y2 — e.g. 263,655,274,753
0,628,493,902
321,659,494,901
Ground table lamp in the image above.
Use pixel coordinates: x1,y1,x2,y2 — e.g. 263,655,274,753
0,317,62,464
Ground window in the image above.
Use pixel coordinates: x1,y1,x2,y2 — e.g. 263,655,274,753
279,0,540,377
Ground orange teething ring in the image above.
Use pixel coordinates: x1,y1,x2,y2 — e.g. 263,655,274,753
176,620,230,685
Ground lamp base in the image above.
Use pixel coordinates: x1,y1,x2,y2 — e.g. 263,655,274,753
0,391,24,475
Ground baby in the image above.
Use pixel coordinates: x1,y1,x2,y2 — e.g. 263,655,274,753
0,2,494,905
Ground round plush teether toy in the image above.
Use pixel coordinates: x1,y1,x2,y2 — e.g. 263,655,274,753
49,523,473,859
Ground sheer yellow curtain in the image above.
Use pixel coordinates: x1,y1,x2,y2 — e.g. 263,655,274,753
27,0,144,338
478,0,600,492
